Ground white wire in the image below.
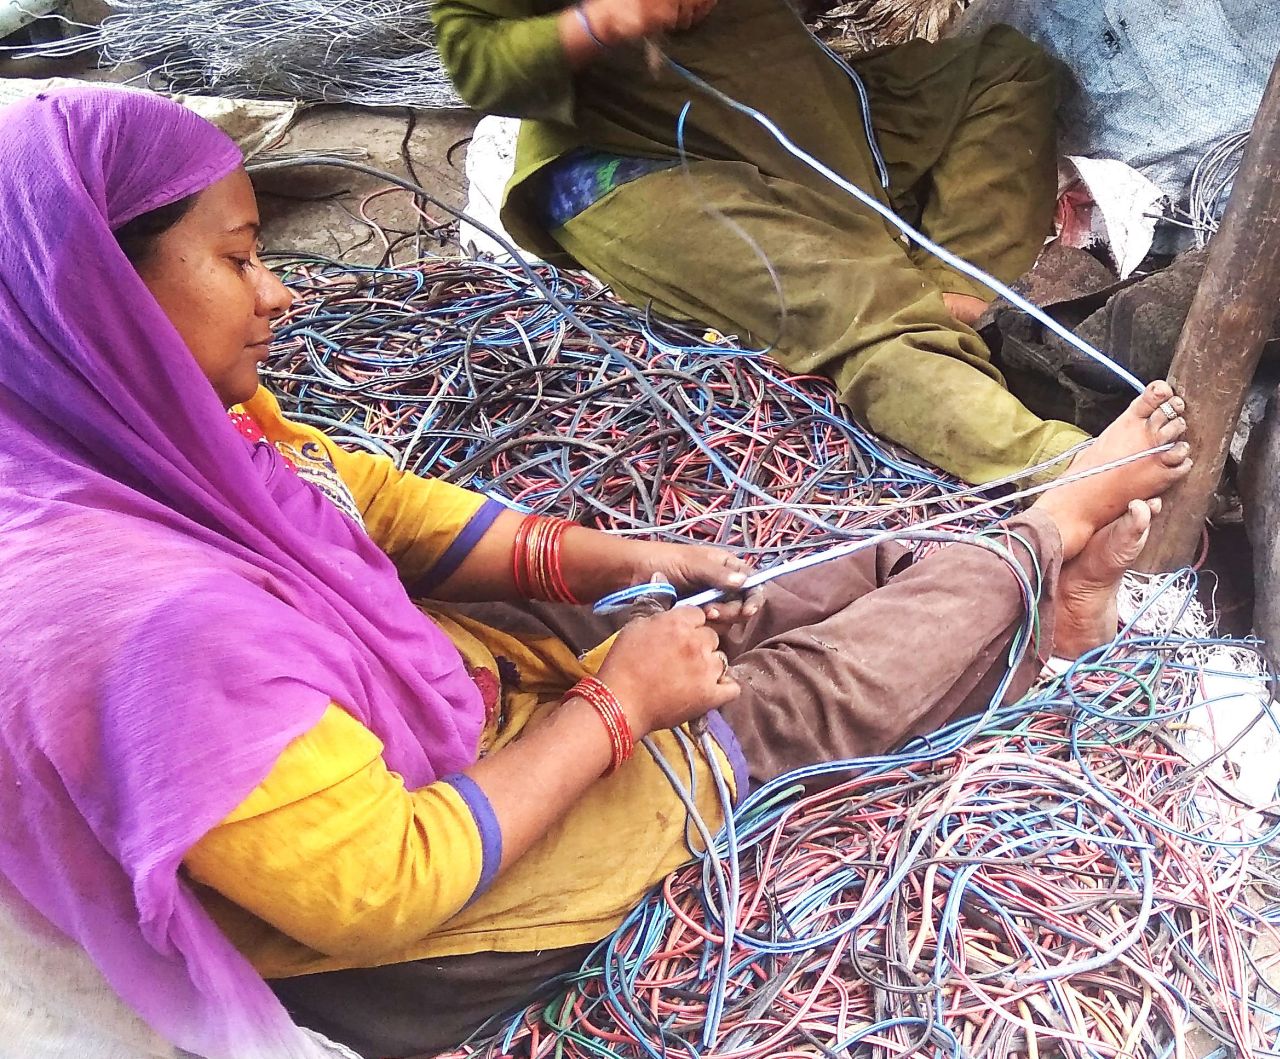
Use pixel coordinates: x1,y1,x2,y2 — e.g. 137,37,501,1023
681,441,1176,606
664,58,1147,395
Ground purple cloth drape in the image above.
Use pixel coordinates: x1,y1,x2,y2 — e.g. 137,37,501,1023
0,86,484,1058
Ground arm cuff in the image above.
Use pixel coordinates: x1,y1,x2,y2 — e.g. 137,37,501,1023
443,773,503,900
408,497,504,598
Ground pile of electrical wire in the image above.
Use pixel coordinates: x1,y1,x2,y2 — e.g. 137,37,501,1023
1186,131,1250,248
1163,130,1250,249
92,0,461,107
812,0,968,53
261,247,1280,1058
437,572,1280,1058
263,254,1002,560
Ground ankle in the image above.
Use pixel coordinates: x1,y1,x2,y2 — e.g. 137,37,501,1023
1031,499,1091,560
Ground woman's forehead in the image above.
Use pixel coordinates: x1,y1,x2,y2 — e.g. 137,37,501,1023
185,168,259,234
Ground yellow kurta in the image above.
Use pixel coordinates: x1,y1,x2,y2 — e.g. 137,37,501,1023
183,389,738,979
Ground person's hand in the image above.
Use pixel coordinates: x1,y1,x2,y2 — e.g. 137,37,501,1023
595,605,739,735
580,0,718,46
942,292,990,328
618,541,763,626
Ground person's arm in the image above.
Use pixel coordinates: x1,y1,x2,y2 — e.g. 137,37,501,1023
432,0,580,122
242,391,757,615
431,508,762,623
431,0,721,120
186,610,734,962
186,704,495,961
319,444,756,614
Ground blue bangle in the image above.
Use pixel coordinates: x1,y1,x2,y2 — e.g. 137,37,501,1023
575,5,607,50
592,576,678,615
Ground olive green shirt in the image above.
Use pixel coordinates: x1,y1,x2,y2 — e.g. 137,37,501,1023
431,0,892,261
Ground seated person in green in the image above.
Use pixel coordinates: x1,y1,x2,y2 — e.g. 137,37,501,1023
432,0,1090,485
0,88,1191,1059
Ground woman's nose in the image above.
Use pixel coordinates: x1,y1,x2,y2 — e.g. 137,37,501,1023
257,267,295,319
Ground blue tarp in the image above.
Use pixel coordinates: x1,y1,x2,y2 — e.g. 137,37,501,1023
959,0,1279,243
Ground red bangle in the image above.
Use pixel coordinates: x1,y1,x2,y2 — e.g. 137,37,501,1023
545,519,579,604
511,514,535,597
513,515,581,604
568,675,634,774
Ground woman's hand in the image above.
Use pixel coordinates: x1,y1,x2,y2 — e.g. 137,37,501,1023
596,606,739,735
463,603,735,876
617,541,763,626
580,0,718,46
432,509,764,619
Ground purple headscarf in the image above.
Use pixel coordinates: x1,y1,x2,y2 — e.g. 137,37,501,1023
0,87,485,1057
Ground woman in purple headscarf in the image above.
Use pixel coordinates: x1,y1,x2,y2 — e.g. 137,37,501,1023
0,86,1190,1058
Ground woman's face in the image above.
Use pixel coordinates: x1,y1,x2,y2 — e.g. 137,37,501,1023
135,167,294,408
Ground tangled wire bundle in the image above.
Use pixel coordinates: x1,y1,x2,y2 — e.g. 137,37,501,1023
263,255,1000,559
811,0,968,52
262,250,1280,1058
437,600,1280,1058
97,0,462,107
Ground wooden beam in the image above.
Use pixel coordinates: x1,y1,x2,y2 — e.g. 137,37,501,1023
1137,55,1280,572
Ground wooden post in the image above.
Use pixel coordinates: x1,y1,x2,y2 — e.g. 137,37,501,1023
1137,55,1280,572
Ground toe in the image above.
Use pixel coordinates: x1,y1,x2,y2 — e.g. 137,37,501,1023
1128,518,1153,559
1155,415,1187,445
1147,496,1163,515
1126,498,1153,536
1103,502,1152,567
1160,440,1192,466
1135,380,1173,415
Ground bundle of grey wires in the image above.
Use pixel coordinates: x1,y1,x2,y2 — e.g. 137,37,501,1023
1162,130,1250,248
1186,130,1249,248
96,0,462,107
811,0,967,52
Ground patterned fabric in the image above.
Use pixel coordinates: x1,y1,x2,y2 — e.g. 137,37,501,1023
229,411,366,528
537,150,678,229
272,441,366,528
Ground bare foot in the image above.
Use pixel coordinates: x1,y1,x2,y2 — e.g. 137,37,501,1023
1033,380,1192,560
943,292,990,327
1053,497,1160,658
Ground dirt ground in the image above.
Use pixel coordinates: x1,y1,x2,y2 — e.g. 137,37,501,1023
248,104,477,263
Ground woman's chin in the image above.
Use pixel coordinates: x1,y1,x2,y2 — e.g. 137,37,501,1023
219,367,262,409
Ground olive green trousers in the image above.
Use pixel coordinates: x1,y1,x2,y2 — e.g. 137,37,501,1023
554,26,1089,485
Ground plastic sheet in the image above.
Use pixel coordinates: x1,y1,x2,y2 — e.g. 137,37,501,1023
959,0,1280,249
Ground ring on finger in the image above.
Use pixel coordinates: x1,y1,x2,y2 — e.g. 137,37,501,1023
1158,399,1178,422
